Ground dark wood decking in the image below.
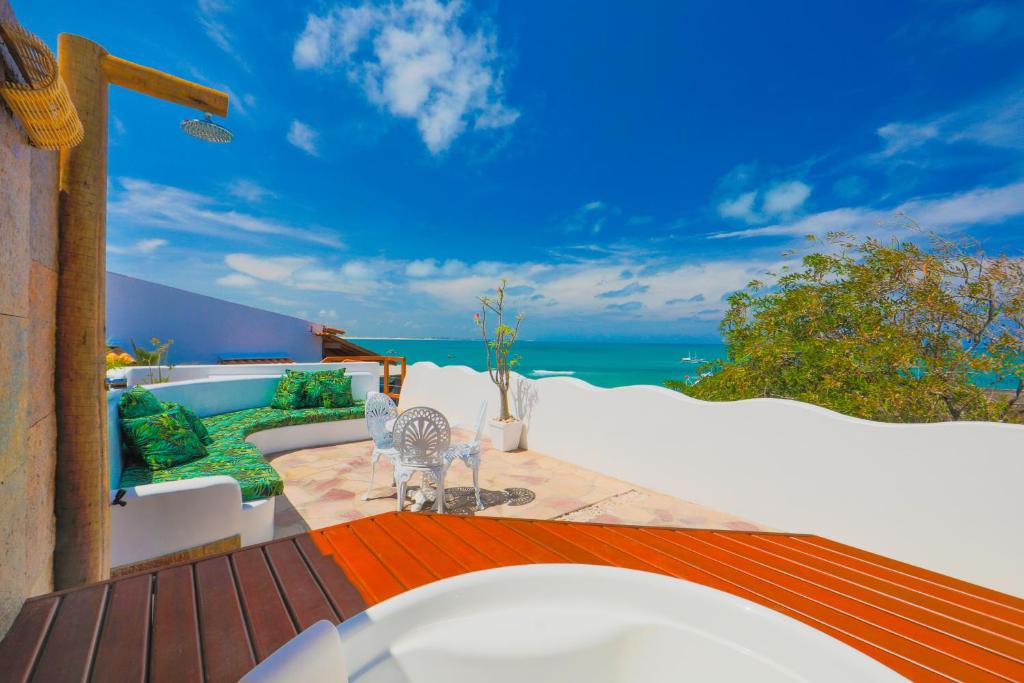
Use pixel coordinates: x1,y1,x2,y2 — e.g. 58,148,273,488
2,513,1023,682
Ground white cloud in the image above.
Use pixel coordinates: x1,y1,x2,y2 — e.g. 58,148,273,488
226,179,276,202
405,256,771,322
221,253,394,296
109,178,342,247
709,179,1024,239
563,201,617,234
197,0,241,61
340,260,375,280
876,121,941,157
405,258,468,277
899,180,1024,229
225,254,313,282
107,238,168,255
293,0,518,153
222,85,255,116
211,244,791,335
875,86,1024,157
287,120,319,156
216,273,258,288
717,191,759,222
762,181,811,215
717,180,811,224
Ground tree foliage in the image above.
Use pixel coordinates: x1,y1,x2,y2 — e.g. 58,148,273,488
669,229,1024,423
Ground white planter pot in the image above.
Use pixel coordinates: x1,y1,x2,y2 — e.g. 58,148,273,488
487,418,523,452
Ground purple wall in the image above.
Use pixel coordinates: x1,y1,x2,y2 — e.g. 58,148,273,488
106,272,323,364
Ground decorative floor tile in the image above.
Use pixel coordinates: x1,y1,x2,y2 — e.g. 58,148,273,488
267,428,763,536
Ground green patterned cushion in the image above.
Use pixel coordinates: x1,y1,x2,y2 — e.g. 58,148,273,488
161,401,212,444
118,403,365,501
270,370,309,409
118,386,164,419
302,369,353,408
119,442,280,501
121,408,208,470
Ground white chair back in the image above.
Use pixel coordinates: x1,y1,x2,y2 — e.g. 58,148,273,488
365,393,397,446
393,406,451,468
471,401,488,446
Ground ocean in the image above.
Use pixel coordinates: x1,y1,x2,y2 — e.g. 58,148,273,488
350,338,1021,391
349,338,727,388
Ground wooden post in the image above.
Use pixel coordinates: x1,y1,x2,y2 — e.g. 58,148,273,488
54,34,110,588
52,34,229,589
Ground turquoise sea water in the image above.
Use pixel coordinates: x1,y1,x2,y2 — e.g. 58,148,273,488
350,338,726,388
352,338,1020,391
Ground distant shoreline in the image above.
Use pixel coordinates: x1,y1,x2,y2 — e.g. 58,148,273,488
349,336,724,344
348,336,452,341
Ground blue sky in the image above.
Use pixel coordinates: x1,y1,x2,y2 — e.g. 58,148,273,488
23,0,1024,340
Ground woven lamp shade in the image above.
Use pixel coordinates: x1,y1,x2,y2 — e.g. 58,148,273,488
0,23,84,149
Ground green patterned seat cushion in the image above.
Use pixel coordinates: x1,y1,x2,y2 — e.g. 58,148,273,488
202,403,365,442
302,369,354,408
270,370,310,410
119,440,280,501
161,401,212,444
119,386,164,419
121,408,208,470
118,403,365,501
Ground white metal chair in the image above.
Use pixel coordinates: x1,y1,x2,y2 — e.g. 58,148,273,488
363,393,399,501
392,406,451,513
445,401,488,510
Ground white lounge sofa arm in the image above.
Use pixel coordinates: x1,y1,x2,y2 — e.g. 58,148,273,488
110,476,244,568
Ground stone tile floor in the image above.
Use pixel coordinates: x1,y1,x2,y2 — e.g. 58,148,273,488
269,428,764,538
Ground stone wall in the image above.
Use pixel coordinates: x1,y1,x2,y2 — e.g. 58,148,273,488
0,0,60,635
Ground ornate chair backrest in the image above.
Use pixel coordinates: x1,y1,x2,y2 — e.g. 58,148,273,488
470,401,488,447
365,393,398,446
392,406,451,468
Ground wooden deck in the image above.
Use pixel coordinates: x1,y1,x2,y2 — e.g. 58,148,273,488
2,513,1023,682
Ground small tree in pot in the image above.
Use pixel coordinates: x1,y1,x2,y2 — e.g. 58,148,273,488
475,280,525,450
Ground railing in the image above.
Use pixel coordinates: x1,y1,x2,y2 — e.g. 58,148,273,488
322,355,407,400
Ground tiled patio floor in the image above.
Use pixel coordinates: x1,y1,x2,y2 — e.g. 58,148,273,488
268,428,764,538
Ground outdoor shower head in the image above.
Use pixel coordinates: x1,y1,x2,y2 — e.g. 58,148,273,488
181,113,232,143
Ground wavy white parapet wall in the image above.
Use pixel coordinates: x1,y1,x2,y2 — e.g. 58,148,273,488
400,362,1024,597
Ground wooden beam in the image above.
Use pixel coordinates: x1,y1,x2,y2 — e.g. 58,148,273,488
101,55,228,116
54,33,110,589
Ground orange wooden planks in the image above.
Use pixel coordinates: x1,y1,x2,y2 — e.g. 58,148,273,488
306,514,1024,682
3,513,1022,682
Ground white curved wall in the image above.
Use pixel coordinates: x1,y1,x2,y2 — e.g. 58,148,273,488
399,362,1024,597
121,361,382,388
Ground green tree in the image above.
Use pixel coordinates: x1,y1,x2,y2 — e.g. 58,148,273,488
668,229,1024,423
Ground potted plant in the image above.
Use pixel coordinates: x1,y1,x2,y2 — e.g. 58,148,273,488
475,280,525,451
